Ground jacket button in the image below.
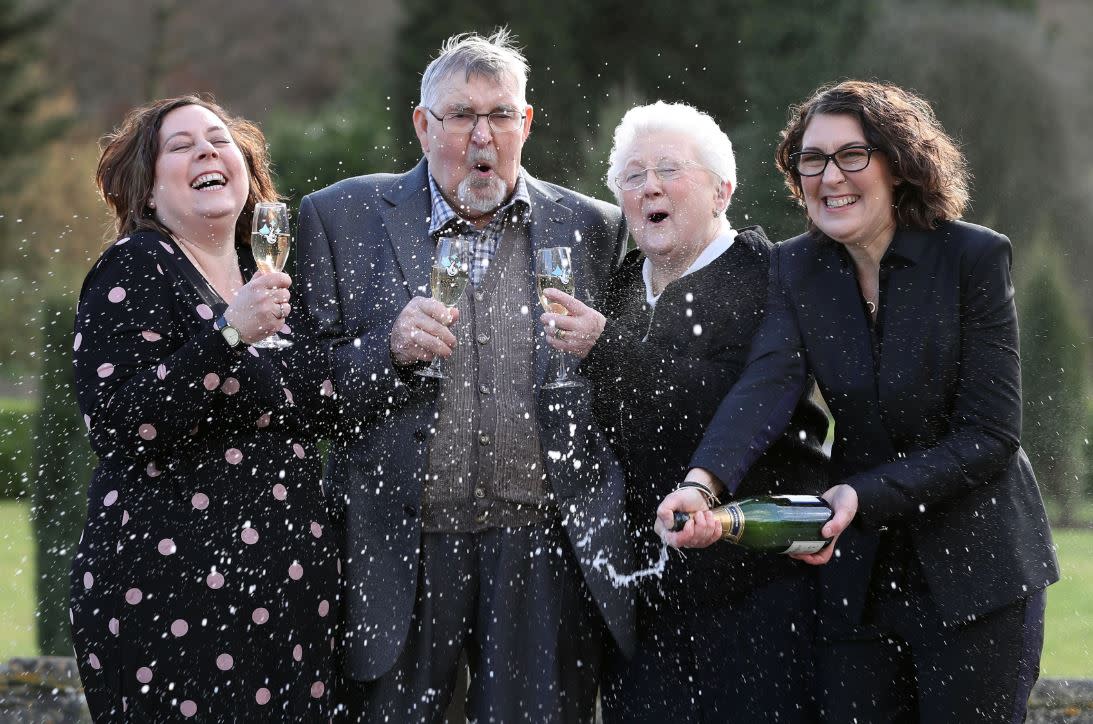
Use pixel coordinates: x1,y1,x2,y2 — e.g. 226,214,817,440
478,433,491,446
477,332,490,345
474,510,489,525
479,384,491,396
403,504,417,518
474,290,486,303
474,486,486,499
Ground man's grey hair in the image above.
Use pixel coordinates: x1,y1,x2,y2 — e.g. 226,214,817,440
606,101,738,207
419,28,530,109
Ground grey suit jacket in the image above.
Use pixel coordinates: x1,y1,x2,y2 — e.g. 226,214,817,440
295,158,635,680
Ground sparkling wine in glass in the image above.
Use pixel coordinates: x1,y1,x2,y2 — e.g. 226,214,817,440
416,235,471,379
535,246,582,389
251,202,293,349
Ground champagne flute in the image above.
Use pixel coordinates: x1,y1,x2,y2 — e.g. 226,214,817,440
416,235,471,379
535,246,583,389
250,202,293,349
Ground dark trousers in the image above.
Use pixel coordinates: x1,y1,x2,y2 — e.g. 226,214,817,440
601,572,819,724
816,589,1046,723
334,520,607,723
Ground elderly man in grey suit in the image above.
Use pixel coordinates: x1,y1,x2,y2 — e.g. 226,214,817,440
294,29,635,722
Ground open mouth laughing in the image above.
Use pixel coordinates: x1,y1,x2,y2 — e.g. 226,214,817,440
824,194,859,209
190,172,227,191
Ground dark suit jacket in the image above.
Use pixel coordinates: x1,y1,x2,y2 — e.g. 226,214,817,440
692,220,1059,625
294,159,635,680
582,227,829,610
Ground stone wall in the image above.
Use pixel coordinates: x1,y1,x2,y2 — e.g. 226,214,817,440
1,656,1090,722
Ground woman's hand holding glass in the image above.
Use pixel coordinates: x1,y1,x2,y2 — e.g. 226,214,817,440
539,288,606,360
250,202,294,349
224,271,293,345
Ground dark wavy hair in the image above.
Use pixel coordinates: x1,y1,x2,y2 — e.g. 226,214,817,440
775,80,970,230
96,94,279,243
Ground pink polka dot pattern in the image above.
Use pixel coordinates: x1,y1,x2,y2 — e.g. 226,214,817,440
283,387,294,404
206,571,224,589
107,287,127,303
191,492,209,510
158,240,175,254
255,688,271,705
170,619,188,637
157,538,176,556
141,330,162,342
272,484,287,501
288,562,303,580
247,346,260,357
180,700,197,718
83,415,91,430
125,588,142,605
251,607,269,625
145,461,160,478
318,600,330,617
216,653,233,671
310,522,323,539
156,363,168,380
225,448,243,465
280,323,292,334
220,377,240,395
138,423,157,440
83,572,94,590
256,412,271,428
103,490,118,507
321,379,334,397
89,653,101,670
108,618,119,636
203,372,220,391
292,644,303,661
121,511,129,526
116,236,129,245
310,681,325,698
73,333,82,352
96,363,115,378
196,304,214,320
241,527,259,545
293,443,306,459
136,666,153,683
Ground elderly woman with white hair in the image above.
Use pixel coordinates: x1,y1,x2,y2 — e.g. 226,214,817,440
540,101,828,722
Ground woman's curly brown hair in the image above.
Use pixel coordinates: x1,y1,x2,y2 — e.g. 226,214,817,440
775,80,970,230
96,94,279,243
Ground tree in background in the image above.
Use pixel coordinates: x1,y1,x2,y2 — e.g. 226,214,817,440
0,0,68,185
32,299,94,655
1018,242,1090,527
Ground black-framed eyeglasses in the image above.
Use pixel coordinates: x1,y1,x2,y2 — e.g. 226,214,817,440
789,145,878,177
426,108,526,135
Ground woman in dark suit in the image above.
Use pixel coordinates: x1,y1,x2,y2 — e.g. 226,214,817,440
540,101,828,723
71,96,338,720
658,81,1059,722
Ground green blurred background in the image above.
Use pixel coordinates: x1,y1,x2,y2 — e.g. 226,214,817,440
1,0,1090,676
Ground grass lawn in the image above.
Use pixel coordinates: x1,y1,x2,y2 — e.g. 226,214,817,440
0,500,1090,677
0,499,37,660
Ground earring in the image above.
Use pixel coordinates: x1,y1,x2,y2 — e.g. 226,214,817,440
148,198,156,209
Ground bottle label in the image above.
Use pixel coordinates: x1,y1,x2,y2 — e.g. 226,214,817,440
724,504,744,544
771,494,823,504
781,540,826,555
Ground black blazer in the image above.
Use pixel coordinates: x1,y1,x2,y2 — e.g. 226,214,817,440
692,220,1059,625
294,159,635,679
582,227,828,609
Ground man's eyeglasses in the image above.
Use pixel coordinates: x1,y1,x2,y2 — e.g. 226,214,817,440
615,162,714,191
426,108,526,135
789,145,878,177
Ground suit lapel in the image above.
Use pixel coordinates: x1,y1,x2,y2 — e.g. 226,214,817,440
380,159,434,298
525,177,575,389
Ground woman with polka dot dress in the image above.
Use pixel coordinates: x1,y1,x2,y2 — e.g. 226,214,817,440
70,96,339,720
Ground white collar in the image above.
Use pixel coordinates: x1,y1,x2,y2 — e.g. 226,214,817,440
642,219,736,308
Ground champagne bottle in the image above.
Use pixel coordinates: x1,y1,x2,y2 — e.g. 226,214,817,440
670,494,833,554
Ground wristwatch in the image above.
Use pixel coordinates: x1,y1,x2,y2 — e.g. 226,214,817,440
213,315,242,349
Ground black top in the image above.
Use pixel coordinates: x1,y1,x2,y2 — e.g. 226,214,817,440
582,226,829,611
692,221,1059,625
70,230,339,720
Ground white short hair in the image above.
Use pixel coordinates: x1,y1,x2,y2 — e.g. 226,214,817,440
419,28,529,109
606,101,738,205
